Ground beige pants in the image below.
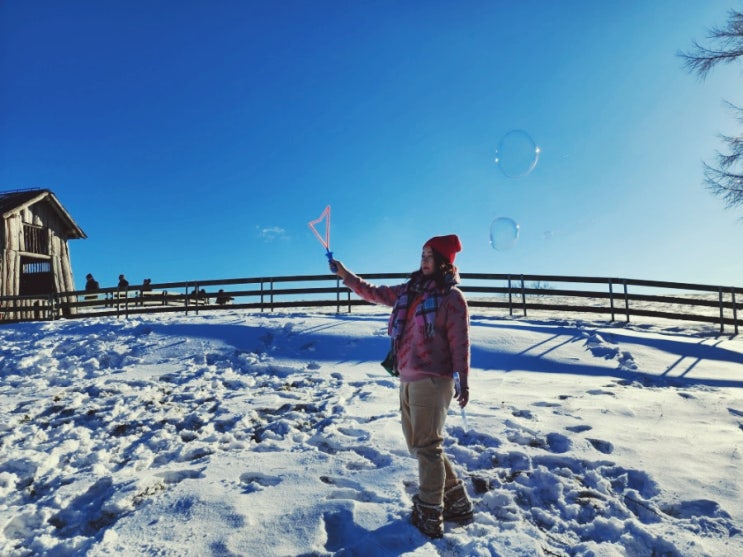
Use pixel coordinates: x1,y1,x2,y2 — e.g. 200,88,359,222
400,376,460,505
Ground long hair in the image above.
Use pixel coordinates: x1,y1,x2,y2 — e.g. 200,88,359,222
410,249,458,291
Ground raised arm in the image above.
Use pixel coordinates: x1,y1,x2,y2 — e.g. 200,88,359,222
330,259,402,308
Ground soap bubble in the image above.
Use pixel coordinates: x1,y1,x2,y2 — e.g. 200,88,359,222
494,130,540,178
489,217,520,251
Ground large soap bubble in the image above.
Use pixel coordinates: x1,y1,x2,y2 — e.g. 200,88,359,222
489,217,520,251
494,130,540,178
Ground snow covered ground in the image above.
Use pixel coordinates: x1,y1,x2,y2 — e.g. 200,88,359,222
0,307,741,556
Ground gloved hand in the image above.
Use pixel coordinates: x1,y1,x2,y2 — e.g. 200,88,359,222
454,372,469,408
330,259,349,280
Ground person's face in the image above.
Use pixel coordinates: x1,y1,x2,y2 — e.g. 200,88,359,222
421,246,435,276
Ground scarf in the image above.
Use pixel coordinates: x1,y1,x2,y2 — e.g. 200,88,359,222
388,271,459,342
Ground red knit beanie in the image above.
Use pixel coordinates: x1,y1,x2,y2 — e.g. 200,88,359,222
423,234,462,264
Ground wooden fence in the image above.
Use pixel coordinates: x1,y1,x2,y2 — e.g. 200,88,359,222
0,273,740,334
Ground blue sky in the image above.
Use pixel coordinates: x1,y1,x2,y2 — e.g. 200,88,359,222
1,0,741,290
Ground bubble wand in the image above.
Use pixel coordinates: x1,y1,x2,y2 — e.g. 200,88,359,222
308,205,337,272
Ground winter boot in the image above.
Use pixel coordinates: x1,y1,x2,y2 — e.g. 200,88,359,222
411,495,444,538
443,479,474,524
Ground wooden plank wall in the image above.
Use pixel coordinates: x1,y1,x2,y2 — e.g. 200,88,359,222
1,197,77,297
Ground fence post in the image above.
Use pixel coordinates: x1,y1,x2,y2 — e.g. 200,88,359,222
718,287,725,334
732,289,739,336
336,276,340,314
260,280,264,312
507,275,513,316
520,275,527,317
270,279,275,312
116,287,130,319
184,284,190,316
623,281,630,323
347,290,351,313
195,282,200,316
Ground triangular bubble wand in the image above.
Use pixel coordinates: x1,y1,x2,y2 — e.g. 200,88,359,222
308,205,337,272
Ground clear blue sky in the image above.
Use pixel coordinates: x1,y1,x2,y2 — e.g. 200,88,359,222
1,0,741,289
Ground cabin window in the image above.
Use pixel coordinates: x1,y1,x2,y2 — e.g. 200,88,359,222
23,224,49,255
22,260,52,274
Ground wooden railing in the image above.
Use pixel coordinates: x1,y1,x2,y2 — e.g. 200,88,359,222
0,273,740,334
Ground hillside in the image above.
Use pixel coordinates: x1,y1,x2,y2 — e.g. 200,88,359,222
1,309,741,556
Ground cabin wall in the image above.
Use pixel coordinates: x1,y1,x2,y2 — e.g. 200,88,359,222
1,197,78,297
52,237,75,293
1,214,21,296
0,222,3,297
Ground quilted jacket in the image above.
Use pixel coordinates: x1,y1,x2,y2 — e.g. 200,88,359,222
342,272,470,383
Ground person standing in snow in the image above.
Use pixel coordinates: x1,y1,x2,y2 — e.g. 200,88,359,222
118,274,129,290
330,234,473,539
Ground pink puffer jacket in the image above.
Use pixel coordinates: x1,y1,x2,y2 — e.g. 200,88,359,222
343,272,470,383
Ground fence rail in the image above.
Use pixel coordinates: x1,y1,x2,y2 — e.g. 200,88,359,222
0,273,740,334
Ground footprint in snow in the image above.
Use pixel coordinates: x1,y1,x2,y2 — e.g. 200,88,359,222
661,499,734,522
156,468,205,484
319,475,392,504
533,401,561,408
618,350,638,370
586,438,614,454
503,422,572,454
727,409,743,432
565,424,592,433
240,472,282,493
337,426,371,441
449,428,502,450
587,389,616,396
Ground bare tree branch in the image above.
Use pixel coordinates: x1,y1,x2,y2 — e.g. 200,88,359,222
680,40,743,79
704,162,743,210
681,9,743,212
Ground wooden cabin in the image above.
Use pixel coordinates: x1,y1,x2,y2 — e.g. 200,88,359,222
0,189,86,302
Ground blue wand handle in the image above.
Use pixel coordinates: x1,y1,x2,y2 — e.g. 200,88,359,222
326,250,338,273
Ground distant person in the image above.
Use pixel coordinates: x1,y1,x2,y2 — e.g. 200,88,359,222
216,289,233,305
85,273,100,292
118,274,129,290
191,288,207,300
141,278,152,292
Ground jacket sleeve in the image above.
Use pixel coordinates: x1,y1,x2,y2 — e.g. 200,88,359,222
445,288,471,377
342,272,402,308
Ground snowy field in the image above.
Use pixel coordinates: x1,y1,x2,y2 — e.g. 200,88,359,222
0,307,741,556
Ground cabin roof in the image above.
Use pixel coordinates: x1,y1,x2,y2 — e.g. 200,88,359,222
0,189,87,239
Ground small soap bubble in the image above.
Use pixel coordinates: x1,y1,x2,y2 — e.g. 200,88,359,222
490,217,520,251
494,130,540,178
